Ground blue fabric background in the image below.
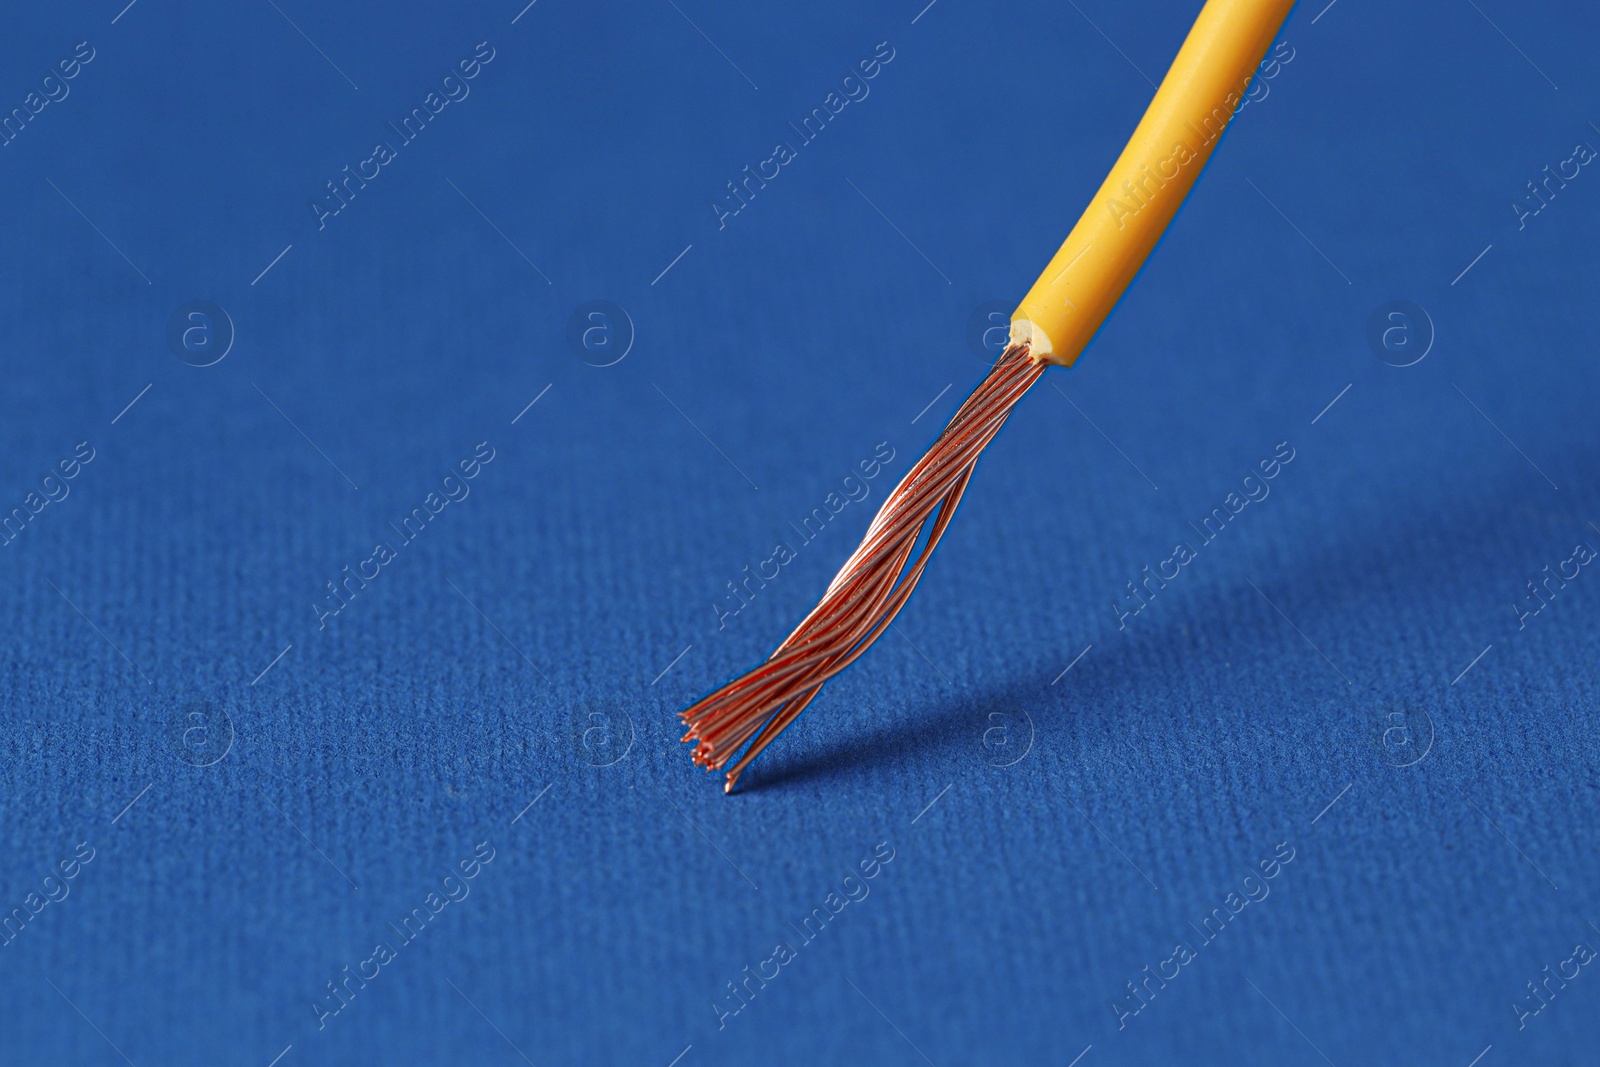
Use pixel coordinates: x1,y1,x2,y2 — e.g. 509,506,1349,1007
3,1,1599,1063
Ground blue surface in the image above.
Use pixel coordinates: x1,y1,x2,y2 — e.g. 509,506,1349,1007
3,1,1600,1064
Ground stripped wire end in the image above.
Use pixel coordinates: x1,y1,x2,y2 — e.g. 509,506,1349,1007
678,342,1048,793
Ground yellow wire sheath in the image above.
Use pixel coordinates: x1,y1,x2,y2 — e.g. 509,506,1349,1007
1010,0,1296,365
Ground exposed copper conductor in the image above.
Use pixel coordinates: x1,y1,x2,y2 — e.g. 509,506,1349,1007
679,343,1045,792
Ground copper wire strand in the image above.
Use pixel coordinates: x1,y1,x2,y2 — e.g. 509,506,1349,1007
716,467,978,787
679,342,1046,791
684,418,1013,773
680,345,1041,781
680,352,1036,769
692,484,958,767
685,352,1034,723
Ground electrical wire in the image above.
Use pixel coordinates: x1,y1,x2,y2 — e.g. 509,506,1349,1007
679,0,1297,791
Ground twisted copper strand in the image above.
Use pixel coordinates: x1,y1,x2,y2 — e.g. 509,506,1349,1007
679,343,1046,791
